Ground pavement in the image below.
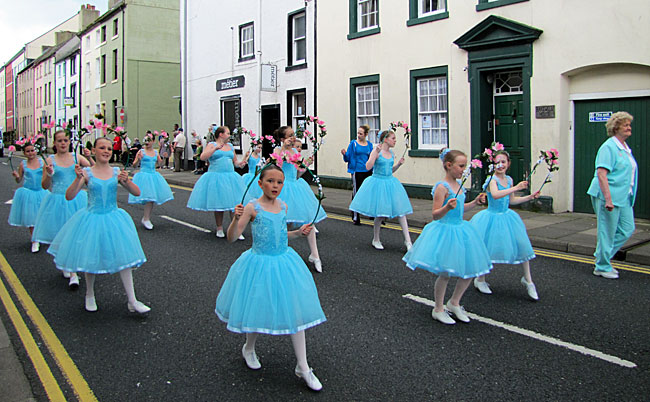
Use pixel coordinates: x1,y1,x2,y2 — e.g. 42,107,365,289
157,167,650,267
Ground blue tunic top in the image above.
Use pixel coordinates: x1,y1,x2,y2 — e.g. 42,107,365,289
343,140,373,173
587,137,638,207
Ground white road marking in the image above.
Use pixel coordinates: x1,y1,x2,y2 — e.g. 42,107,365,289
403,293,637,368
5,199,13,205
159,215,212,233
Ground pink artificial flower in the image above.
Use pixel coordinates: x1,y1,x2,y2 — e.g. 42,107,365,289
8,145,16,152
312,116,318,121
249,131,256,138
470,159,483,169
317,120,325,126
484,148,493,156
546,150,552,158
102,126,108,135
35,134,44,140
289,153,302,163
269,152,284,168
85,125,93,131
403,123,409,129
493,142,504,151
62,122,68,129
305,130,312,137
154,130,160,135
264,135,274,142
321,127,327,133
550,148,559,157
15,138,25,146
552,159,559,165
161,131,168,138
115,126,124,133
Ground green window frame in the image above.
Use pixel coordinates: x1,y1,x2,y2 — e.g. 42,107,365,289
409,66,448,158
476,0,528,12
407,0,449,27
348,0,381,40
350,74,381,143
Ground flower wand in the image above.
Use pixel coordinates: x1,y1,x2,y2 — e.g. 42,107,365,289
7,145,16,171
240,158,268,204
310,174,325,225
455,159,483,198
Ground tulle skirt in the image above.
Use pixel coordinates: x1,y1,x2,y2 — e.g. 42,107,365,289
128,170,174,205
278,178,327,224
31,191,88,244
8,187,47,227
349,176,412,218
470,209,535,264
241,171,263,204
216,248,326,335
187,171,245,211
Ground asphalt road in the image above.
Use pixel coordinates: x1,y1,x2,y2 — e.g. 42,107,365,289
1,162,649,401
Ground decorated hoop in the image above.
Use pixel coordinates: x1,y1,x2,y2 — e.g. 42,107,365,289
390,120,411,158
296,115,327,158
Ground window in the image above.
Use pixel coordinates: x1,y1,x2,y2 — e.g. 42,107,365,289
113,19,119,37
70,83,76,106
409,66,448,156
101,25,107,43
348,0,380,40
101,55,106,85
58,88,63,109
85,62,91,91
85,36,91,51
476,0,528,11
287,90,306,133
288,12,306,67
95,57,100,87
408,0,448,25
239,23,254,61
350,75,380,144
70,56,76,76
95,29,101,45
112,99,118,124
113,49,118,80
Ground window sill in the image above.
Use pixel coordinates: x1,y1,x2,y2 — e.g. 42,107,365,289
238,55,255,63
286,63,307,72
407,11,449,27
476,0,528,11
111,35,118,41
111,79,118,84
408,149,442,158
347,27,381,40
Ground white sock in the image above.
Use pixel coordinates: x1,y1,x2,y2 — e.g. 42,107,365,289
119,268,137,305
291,331,309,372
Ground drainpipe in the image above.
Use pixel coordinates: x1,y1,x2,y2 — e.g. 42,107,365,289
257,0,262,137
182,0,189,169
312,0,317,174
121,6,125,133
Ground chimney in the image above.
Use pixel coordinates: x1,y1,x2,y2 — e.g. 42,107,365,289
79,4,100,32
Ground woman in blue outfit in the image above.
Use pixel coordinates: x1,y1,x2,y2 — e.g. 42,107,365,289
187,126,246,238
403,149,491,325
470,151,540,300
241,141,263,204
349,130,413,251
587,111,638,279
8,142,48,253
341,124,373,225
32,129,92,289
128,133,174,230
274,126,326,272
216,165,325,392
48,137,150,314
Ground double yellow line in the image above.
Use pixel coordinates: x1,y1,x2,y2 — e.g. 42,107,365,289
0,252,97,401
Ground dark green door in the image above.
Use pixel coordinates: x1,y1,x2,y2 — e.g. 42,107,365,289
574,97,649,219
494,94,526,184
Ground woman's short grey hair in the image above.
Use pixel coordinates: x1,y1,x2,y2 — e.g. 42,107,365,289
605,111,633,137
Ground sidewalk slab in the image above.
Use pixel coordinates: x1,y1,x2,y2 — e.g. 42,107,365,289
626,243,650,265
0,316,36,402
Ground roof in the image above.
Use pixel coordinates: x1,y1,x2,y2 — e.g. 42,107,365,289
55,36,81,62
78,1,126,37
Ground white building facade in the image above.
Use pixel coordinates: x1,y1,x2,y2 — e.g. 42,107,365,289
80,24,102,137
55,37,81,130
181,0,315,155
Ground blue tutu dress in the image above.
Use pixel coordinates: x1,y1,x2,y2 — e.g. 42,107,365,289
278,161,327,224
128,150,174,205
403,181,492,278
187,144,245,211
349,150,412,218
48,167,146,273
470,176,535,264
32,156,88,244
215,199,326,334
241,154,263,204
8,160,48,227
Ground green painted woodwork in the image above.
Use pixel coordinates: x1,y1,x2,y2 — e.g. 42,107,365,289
573,97,649,219
476,0,529,12
408,66,447,158
407,0,448,27
348,0,381,40
494,94,525,183
349,74,380,141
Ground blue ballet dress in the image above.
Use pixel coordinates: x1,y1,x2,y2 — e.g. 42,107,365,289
241,154,263,204
403,181,492,278
470,176,535,264
215,199,326,334
8,160,48,227
349,150,412,218
278,161,327,224
187,144,245,211
31,156,88,244
48,167,146,274
128,150,174,205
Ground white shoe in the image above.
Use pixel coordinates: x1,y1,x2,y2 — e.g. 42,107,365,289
314,226,319,234
68,275,80,291
473,278,492,294
62,271,71,279
127,301,151,314
241,345,261,370
31,242,40,253
216,229,225,238
593,269,618,279
431,309,456,325
308,255,322,273
404,241,412,251
445,301,470,323
295,366,323,391
85,296,98,312
238,234,245,240
141,219,153,230
520,277,539,300
371,240,384,250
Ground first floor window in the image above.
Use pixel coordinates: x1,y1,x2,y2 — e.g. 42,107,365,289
356,84,380,143
417,76,448,148
291,12,306,65
239,23,254,61
420,0,446,16
358,0,378,31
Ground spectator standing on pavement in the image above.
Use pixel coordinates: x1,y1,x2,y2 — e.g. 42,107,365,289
160,136,171,169
403,148,491,325
173,128,186,172
112,133,122,163
470,150,541,300
587,111,638,280
341,124,373,225
215,165,326,391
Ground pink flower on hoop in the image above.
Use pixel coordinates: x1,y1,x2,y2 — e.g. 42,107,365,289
493,142,505,151
8,145,16,152
269,152,284,168
470,159,483,169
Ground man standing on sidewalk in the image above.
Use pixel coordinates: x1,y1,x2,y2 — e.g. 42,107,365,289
173,128,186,172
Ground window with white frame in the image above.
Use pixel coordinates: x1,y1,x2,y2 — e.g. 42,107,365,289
239,23,254,61
420,0,446,16
292,91,306,131
417,77,448,149
358,0,378,31
356,84,380,143
291,12,306,65
85,62,91,91
95,58,100,87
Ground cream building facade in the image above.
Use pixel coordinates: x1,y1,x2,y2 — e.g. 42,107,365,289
316,0,650,218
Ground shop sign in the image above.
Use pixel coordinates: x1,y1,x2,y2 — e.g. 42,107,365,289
216,76,245,91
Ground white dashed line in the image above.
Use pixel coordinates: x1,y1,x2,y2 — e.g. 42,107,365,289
159,215,212,233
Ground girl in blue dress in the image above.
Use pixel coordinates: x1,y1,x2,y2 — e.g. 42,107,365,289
8,143,48,253
187,126,246,239
470,151,540,300
48,137,150,314
349,130,413,251
32,130,92,289
274,126,326,272
216,165,326,391
403,149,491,325
128,133,174,230
240,141,263,204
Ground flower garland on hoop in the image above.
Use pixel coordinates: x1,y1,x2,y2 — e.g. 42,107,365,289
472,141,507,192
537,149,559,193
389,121,411,159
295,115,327,160
239,132,277,204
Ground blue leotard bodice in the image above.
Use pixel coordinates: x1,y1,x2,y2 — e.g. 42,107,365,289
282,161,299,183
485,176,513,214
208,143,236,173
250,200,288,256
84,167,119,214
139,150,158,172
247,155,260,171
372,151,395,178
50,156,78,194
433,181,466,225
22,160,44,191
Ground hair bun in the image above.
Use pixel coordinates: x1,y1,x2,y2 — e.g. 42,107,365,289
440,148,450,159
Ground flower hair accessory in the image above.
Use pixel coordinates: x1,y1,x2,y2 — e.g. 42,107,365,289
440,148,451,159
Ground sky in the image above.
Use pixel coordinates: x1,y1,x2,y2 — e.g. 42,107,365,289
0,1,106,65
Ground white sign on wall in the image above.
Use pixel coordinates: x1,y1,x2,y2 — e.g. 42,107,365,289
261,64,277,92
589,111,612,122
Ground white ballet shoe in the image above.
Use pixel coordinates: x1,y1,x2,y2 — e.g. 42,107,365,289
141,219,153,230
62,271,71,279
473,278,492,294
308,255,322,273
371,240,384,250
216,229,225,238
242,345,261,370
127,301,151,314
85,296,98,312
68,275,80,291
404,241,413,251
431,309,455,325
521,277,539,300
31,242,40,253
238,234,245,240
445,301,470,323
295,366,323,391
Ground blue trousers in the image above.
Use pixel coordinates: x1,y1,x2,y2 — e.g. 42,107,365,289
591,196,635,272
